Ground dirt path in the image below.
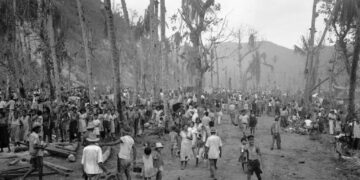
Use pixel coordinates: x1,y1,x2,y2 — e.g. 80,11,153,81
5,115,354,180
161,115,351,180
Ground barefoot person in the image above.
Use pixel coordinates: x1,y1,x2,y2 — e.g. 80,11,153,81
205,128,222,180
246,135,263,180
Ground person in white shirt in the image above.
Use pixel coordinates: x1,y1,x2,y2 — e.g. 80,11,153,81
328,110,336,135
101,127,136,180
0,97,6,110
81,134,107,180
205,128,222,179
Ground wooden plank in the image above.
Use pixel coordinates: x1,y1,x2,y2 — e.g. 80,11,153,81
43,163,70,177
45,146,74,158
43,161,74,172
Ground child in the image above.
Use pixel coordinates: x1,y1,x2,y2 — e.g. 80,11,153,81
143,147,156,180
169,126,179,157
249,112,257,135
239,137,248,172
153,142,164,180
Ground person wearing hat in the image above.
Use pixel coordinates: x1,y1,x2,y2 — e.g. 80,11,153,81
205,128,222,180
100,126,136,180
22,122,47,180
81,134,107,180
153,142,164,180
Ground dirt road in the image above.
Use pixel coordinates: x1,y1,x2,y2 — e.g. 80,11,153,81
161,115,352,180
9,115,356,180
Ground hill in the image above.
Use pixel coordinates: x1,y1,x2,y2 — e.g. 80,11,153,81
206,41,335,91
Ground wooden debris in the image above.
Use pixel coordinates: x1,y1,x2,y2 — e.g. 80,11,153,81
43,161,74,172
14,146,29,153
43,163,70,177
8,158,20,166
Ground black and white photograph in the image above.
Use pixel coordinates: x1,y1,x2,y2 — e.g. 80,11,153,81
0,0,360,179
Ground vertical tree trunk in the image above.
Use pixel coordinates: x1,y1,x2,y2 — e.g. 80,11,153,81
160,0,168,88
47,0,61,102
348,24,360,117
216,52,219,89
304,0,318,109
120,0,130,26
76,0,94,104
11,0,20,94
150,0,160,102
104,0,123,120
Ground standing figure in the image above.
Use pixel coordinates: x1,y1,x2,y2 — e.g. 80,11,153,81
270,117,281,150
246,135,263,180
22,123,47,180
205,128,222,180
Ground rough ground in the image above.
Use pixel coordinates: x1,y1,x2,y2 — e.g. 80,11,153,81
2,115,359,180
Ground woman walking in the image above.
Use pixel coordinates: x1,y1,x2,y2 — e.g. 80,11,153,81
180,124,193,170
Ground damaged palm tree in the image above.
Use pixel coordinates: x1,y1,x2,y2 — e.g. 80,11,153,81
179,0,216,97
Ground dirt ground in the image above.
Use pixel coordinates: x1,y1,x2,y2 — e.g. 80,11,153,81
2,114,360,180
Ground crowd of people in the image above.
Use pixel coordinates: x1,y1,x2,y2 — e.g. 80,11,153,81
0,87,359,180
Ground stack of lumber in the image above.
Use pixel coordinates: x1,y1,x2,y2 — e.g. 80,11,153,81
19,142,78,159
0,160,72,179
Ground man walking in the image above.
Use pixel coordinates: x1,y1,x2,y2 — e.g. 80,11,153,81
101,126,136,180
205,128,222,180
270,117,281,150
81,134,107,180
247,135,263,180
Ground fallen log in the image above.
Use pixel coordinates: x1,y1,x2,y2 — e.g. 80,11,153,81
19,142,76,158
44,146,75,158
54,142,79,152
0,165,30,173
43,163,70,177
43,161,74,172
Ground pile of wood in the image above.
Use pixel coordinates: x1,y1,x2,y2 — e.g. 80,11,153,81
0,160,73,179
19,142,79,160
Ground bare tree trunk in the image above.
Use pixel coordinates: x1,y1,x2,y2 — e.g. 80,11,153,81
121,0,130,26
348,23,360,117
46,0,61,102
160,0,168,88
304,0,318,109
150,0,160,102
76,0,94,103
104,0,123,121
11,0,20,94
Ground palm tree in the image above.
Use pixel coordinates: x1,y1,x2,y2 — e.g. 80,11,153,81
104,0,123,119
245,51,267,88
76,0,94,104
46,0,61,102
331,0,360,118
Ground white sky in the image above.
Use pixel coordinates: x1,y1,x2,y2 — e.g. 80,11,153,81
116,0,328,49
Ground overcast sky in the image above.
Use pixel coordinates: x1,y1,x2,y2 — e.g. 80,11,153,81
115,0,328,49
